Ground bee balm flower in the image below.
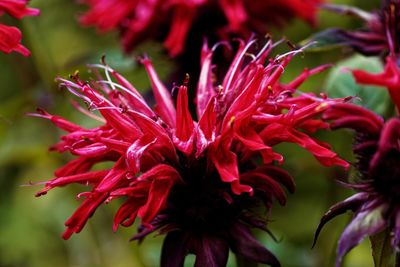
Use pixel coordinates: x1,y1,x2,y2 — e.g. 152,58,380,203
314,103,400,267
33,40,347,267
0,0,39,56
79,0,323,57
313,50,400,266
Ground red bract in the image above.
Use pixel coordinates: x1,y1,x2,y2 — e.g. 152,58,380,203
33,40,347,267
0,0,39,56
79,0,323,56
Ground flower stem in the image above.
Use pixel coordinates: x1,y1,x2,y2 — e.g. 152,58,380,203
396,251,400,267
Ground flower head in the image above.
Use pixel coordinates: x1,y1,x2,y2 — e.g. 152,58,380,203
33,40,347,267
0,0,39,56
314,102,400,267
79,0,323,57
312,51,400,265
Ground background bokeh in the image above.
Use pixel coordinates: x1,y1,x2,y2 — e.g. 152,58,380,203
0,0,384,266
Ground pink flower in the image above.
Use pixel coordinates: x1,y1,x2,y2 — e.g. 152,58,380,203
33,40,347,267
79,0,323,57
0,0,39,56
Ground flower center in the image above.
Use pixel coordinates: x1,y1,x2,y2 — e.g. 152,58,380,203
355,132,400,199
170,182,240,234
370,149,400,199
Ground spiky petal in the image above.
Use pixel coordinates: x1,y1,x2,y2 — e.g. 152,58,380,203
33,40,347,267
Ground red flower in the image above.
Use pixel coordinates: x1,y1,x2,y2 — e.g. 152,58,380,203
313,50,400,266
314,103,400,267
33,40,347,267
79,0,323,57
0,0,39,56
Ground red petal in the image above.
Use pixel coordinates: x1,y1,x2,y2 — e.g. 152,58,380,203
220,0,247,31
196,42,215,118
113,197,145,231
36,170,108,197
127,110,177,162
95,158,127,192
0,0,39,19
63,192,108,239
0,23,30,56
164,3,197,57
80,0,137,31
352,56,400,110
198,96,216,141
174,86,195,155
141,58,176,127
209,134,253,195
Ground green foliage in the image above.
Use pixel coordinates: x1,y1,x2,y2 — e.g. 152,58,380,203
324,55,392,117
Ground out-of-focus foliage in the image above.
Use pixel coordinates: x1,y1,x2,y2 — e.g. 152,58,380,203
324,55,392,117
0,0,381,266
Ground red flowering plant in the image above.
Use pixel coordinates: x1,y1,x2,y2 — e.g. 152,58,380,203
313,105,400,266
31,39,348,267
78,0,323,57
0,0,39,56
312,51,400,266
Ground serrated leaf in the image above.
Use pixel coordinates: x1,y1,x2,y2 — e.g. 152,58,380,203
324,55,392,116
370,229,395,267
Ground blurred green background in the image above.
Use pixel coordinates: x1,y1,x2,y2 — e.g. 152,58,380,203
0,0,385,266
